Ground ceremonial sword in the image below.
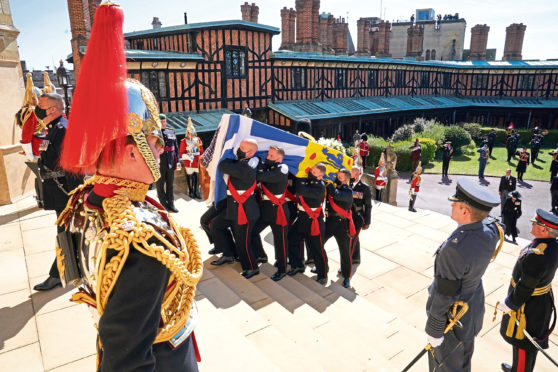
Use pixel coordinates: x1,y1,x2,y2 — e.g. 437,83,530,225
401,301,469,372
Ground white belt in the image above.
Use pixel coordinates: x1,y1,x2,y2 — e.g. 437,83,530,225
298,204,321,212
262,194,284,201
227,189,248,196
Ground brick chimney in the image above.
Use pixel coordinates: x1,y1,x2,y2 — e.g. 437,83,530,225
250,3,259,23
311,0,320,45
67,0,101,81
319,13,334,53
356,18,371,55
280,7,296,49
406,24,424,58
289,8,296,46
503,23,526,61
332,17,348,54
376,20,391,57
469,24,489,61
295,0,320,51
151,17,162,29
241,2,252,21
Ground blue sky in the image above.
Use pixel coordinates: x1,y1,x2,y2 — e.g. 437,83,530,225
11,0,558,71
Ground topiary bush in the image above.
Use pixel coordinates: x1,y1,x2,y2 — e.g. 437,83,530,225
422,123,446,146
417,137,437,164
443,126,472,150
462,123,483,142
366,137,389,168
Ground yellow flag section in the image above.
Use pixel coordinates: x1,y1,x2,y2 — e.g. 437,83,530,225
296,141,354,180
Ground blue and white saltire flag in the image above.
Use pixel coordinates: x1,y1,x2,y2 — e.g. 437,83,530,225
206,114,353,205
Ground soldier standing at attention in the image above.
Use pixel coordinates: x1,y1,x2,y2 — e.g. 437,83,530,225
179,120,204,199
349,166,372,265
54,4,202,369
218,139,261,279
359,134,370,168
156,114,179,212
477,144,489,179
425,178,502,371
488,129,496,157
33,93,82,291
549,148,558,181
324,169,355,288
441,141,453,179
516,147,530,182
498,209,558,372
251,146,290,281
374,156,387,201
294,163,328,284
408,162,422,213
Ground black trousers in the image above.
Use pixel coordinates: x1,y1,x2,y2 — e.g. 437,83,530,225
428,331,474,372
230,220,258,271
325,217,352,279
507,147,514,162
532,149,539,163
351,213,365,263
442,158,450,177
361,155,368,168
509,346,537,372
253,220,288,274
287,218,306,269
517,171,525,182
200,206,218,244
552,190,558,215
504,215,519,238
488,143,494,156
298,214,327,279
209,213,236,258
48,210,65,279
375,188,384,202
156,165,175,208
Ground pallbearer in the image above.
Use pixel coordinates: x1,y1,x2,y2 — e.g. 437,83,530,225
350,166,372,264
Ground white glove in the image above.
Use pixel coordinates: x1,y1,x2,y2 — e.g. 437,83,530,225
497,299,512,313
248,157,259,169
21,142,35,161
427,335,444,348
181,154,188,160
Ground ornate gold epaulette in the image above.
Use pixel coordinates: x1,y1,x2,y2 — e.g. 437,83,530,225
531,242,548,255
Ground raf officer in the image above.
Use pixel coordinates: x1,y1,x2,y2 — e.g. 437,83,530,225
218,139,261,279
252,146,290,281
156,114,179,212
324,169,355,288
350,166,372,265
425,178,502,371
498,209,558,372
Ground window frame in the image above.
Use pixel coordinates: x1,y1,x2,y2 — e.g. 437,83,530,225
224,46,247,79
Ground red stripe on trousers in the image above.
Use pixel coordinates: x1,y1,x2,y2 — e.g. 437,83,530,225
517,348,526,372
245,221,254,270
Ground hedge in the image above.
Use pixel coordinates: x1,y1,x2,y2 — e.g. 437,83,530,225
474,127,558,148
363,137,436,171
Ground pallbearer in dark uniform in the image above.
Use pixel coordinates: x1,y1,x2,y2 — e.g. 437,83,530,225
425,178,503,372
350,166,372,265
54,6,203,370
200,198,235,257
252,146,290,281
156,113,179,212
33,92,82,291
292,163,328,284
502,191,522,244
324,169,355,288
218,139,261,279
499,169,516,217
498,209,558,372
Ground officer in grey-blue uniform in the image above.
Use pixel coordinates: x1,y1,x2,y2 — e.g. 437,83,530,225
425,178,503,371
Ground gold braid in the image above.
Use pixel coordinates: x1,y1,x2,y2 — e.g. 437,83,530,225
97,194,203,343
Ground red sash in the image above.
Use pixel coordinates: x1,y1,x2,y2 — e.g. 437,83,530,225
285,189,298,203
327,194,356,236
299,196,323,236
261,184,288,226
227,180,257,225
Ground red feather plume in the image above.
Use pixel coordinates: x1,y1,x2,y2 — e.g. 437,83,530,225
60,4,128,175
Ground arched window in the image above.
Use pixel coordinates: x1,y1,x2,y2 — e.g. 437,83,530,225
431,49,436,60
425,50,431,60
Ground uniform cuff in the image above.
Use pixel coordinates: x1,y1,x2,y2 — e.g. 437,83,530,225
425,315,446,338
505,297,519,311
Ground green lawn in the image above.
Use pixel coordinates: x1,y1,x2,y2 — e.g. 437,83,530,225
422,147,554,182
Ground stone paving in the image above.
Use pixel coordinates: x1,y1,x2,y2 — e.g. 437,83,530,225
1,191,557,371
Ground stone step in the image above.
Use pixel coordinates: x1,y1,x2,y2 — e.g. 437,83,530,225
195,295,281,372
199,263,326,372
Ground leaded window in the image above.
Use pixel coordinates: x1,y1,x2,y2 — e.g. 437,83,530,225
517,74,534,90
335,69,346,89
368,70,378,88
225,47,246,78
292,68,306,89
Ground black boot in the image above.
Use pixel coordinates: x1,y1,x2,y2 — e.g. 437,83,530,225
192,172,200,199
186,174,193,198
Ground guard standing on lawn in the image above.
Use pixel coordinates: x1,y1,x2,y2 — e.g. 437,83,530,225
506,131,517,162
488,129,497,156
549,148,558,181
218,139,261,279
324,169,355,288
498,169,516,217
441,141,453,178
156,114,180,212
251,146,290,281
359,134,369,168
477,144,489,179
516,147,530,182
425,178,502,372
350,166,372,265
530,134,542,163
498,209,558,372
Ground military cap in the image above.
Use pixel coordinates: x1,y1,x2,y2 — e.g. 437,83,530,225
530,209,558,230
448,178,500,211
159,113,166,120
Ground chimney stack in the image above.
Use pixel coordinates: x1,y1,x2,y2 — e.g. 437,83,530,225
241,2,259,23
356,18,371,55
375,21,391,57
406,24,424,58
469,24,490,61
151,17,162,29
184,12,188,24
503,23,526,61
